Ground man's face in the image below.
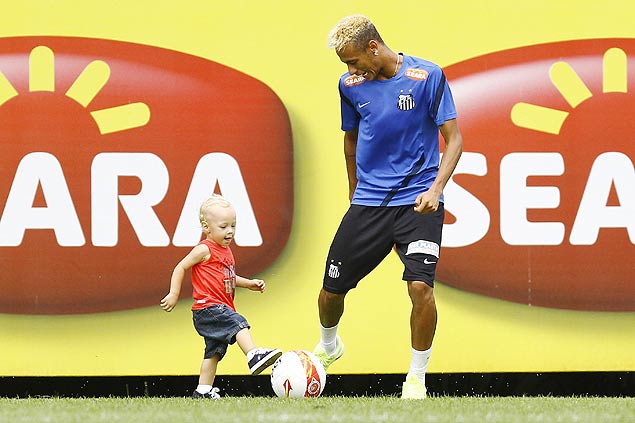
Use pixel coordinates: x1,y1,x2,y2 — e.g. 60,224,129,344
337,43,378,81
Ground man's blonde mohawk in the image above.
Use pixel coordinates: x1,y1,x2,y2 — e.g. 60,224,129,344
327,14,372,52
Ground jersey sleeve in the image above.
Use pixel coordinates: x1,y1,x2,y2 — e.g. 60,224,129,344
426,67,458,126
339,82,360,131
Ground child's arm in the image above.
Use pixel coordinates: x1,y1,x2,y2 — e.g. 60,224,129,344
236,276,265,293
160,244,209,312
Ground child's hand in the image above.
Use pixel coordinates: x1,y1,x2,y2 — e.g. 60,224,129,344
160,292,179,312
236,276,266,292
250,279,266,293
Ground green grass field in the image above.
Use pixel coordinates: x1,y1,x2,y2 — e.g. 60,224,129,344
1,396,633,423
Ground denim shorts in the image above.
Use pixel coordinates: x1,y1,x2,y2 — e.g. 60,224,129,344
192,304,250,360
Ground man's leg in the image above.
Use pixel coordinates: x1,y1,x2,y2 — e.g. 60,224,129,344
314,288,346,369
318,288,345,328
402,280,436,399
407,281,437,350
315,206,392,369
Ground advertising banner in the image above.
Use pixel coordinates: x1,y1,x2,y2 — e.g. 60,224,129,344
1,0,634,376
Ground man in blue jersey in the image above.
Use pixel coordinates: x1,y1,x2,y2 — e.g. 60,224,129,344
313,15,463,399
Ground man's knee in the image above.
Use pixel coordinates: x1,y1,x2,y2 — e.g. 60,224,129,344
407,281,435,305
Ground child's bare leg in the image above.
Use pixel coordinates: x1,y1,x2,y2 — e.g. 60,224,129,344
198,355,219,385
235,327,257,355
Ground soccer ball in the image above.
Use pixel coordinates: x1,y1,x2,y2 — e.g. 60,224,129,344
270,350,326,398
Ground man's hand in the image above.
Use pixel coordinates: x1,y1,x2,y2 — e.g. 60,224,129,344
414,190,441,214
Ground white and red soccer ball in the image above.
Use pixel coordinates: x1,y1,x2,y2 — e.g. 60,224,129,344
270,350,326,398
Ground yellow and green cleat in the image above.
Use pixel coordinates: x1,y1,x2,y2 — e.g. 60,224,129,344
312,335,345,370
401,374,427,399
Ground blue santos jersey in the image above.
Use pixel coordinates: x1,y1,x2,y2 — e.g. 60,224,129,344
338,54,457,206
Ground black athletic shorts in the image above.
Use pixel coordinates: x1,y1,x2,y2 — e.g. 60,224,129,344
322,203,444,294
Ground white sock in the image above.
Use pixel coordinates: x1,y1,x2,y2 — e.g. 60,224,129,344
407,347,432,383
196,384,213,394
319,323,339,356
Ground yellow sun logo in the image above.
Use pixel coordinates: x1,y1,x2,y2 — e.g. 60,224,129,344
0,45,150,134
510,47,627,135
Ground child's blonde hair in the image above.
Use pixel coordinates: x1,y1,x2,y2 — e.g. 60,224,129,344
199,194,232,227
327,14,383,52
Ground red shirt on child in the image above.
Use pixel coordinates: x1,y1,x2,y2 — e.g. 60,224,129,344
191,239,237,311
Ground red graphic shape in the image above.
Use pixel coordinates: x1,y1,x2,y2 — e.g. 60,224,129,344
0,37,293,314
283,379,292,397
439,39,635,311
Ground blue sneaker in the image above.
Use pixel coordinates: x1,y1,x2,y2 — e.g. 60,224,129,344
248,348,282,375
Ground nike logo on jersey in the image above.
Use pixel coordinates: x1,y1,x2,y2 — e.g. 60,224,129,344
424,258,437,265
358,101,371,108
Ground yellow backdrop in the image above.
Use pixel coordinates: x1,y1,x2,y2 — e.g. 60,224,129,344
1,0,634,376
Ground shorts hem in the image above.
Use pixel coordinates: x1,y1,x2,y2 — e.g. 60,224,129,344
322,282,353,295
402,276,435,288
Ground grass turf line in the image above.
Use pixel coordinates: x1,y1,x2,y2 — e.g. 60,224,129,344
0,396,633,423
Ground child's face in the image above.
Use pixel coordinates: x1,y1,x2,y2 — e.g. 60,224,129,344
202,204,236,247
